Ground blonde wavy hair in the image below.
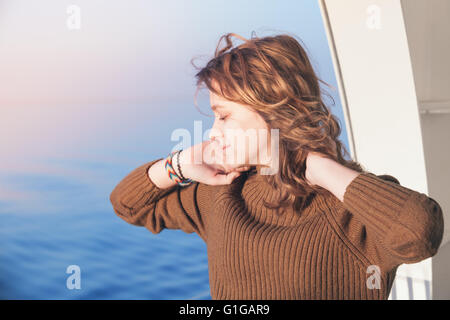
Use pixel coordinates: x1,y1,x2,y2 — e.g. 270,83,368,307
191,32,366,215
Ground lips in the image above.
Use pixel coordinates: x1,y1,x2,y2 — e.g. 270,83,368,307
211,139,230,150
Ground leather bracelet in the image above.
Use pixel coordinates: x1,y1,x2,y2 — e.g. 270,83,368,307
176,150,188,180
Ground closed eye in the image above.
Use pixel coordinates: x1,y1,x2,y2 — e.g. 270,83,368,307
216,114,228,121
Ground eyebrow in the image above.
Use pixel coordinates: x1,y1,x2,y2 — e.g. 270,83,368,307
211,104,226,111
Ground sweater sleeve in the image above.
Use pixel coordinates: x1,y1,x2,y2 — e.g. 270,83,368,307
336,172,444,270
109,158,213,242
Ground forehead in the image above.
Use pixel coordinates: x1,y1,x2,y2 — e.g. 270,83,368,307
209,90,256,115
209,90,228,110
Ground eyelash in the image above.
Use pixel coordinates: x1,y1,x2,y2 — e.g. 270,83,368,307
217,115,228,121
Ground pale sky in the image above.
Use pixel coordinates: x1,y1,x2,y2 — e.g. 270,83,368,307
0,0,346,213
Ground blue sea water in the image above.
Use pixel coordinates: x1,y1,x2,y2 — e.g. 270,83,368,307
0,104,348,300
0,0,345,300
0,157,212,300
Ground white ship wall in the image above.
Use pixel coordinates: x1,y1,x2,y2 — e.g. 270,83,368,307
318,0,450,299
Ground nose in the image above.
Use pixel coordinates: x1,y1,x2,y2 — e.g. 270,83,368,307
209,120,224,145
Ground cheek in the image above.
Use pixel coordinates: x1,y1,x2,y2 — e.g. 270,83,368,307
222,121,243,144
224,133,260,161
224,119,266,149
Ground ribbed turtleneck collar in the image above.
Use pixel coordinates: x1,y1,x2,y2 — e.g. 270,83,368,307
229,167,342,227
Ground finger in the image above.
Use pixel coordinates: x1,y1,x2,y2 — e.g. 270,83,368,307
209,163,227,173
211,170,241,185
232,166,251,172
224,171,242,184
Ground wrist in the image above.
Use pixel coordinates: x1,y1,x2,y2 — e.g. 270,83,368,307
176,150,191,180
171,151,182,178
164,150,193,186
177,149,191,180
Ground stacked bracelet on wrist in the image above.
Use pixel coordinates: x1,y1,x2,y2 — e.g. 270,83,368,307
164,150,193,187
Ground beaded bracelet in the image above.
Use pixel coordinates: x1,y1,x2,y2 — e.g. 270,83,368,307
164,150,193,186
176,149,188,181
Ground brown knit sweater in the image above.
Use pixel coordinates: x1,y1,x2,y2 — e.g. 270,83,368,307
109,158,444,300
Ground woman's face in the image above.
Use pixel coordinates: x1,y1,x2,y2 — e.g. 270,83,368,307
208,85,272,172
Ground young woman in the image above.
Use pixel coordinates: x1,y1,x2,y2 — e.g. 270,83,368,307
110,33,444,300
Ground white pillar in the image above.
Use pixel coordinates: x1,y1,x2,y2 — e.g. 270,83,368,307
318,0,450,299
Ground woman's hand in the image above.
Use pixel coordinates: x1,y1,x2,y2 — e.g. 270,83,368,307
179,140,251,186
305,137,338,186
305,152,323,187
305,150,360,201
